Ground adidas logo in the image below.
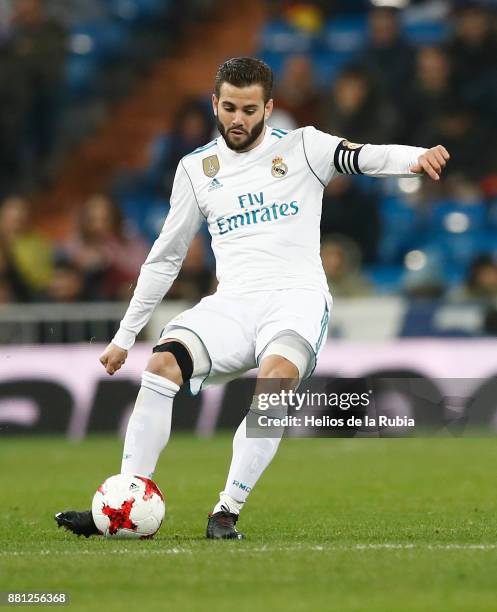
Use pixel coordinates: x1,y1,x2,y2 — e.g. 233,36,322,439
129,483,138,490
208,177,223,192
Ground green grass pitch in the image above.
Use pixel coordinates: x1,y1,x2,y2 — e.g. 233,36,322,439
1,434,497,611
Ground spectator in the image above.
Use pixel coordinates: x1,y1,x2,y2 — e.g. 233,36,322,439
365,7,414,102
12,0,67,183
0,35,29,196
0,239,31,302
321,235,373,297
44,257,85,303
0,276,12,303
0,195,53,297
400,46,455,144
275,55,321,127
323,65,397,144
114,98,214,202
462,254,497,299
66,194,148,301
320,175,380,264
420,103,493,184
161,99,214,194
446,2,497,121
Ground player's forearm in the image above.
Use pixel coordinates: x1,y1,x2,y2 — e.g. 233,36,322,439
112,258,183,350
359,143,428,177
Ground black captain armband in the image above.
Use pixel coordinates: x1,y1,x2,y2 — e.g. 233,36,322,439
333,140,364,175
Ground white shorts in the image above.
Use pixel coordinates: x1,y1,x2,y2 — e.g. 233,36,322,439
161,288,331,394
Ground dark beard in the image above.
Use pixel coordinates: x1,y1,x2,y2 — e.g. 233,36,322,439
216,116,265,152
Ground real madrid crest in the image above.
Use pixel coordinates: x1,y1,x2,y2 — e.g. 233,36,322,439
271,156,288,178
203,154,220,178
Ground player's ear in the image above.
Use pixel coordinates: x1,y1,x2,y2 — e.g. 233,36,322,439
264,98,274,120
212,94,218,117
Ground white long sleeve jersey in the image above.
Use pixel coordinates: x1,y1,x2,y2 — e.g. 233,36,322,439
113,125,426,349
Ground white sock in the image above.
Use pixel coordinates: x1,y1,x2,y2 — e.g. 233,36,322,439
213,397,284,515
121,371,179,478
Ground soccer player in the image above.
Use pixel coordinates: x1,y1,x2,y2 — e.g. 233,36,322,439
55,57,449,539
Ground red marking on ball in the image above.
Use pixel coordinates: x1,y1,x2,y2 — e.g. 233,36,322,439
136,476,164,501
97,484,105,494
102,498,137,535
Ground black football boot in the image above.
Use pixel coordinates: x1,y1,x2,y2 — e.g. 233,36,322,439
55,511,100,538
206,509,244,540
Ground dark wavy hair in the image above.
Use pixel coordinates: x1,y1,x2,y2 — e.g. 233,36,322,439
215,57,273,103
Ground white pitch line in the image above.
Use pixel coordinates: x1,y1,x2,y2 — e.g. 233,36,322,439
0,548,193,557
1,543,497,557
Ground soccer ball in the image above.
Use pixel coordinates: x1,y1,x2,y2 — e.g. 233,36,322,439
91,474,165,539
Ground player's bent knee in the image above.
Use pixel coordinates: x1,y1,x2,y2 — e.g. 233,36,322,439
258,332,315,383
146,351,183,386
157,327,211,381
259,355,298,380
153,340,194,382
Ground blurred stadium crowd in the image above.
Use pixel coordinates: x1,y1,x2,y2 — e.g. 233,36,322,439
1,0,497,313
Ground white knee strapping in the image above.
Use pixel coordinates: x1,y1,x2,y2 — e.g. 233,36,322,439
257,332,315,381
160,327,211,378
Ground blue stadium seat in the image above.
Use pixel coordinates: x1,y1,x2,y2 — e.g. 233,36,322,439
443,262,466,287
377,197,425,263
402,20,450,45
119,194,170,243
64,56,100,98
400,301,475,338
351,174,379,194
142,200,169,243
429,200,487,233
312,50,354,86
364,265,404,294
380,196,418,220
420,230,497,268
69,20,131,63
147,132,170,167
259,19,314,55
322,15,368,55
259,52,288,81
486,200,497,229
479,232,497,255
105,0,170,23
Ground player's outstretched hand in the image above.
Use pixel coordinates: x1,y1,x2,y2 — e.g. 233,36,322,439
99,342,128,375
411,145,450,181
